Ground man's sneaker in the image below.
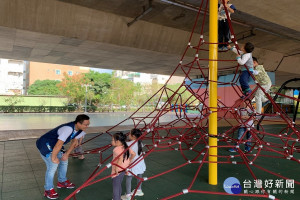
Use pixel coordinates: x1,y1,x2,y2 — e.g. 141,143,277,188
222,46,228,51
44,188,59,199
228,148,237,153
132,189,144,196
57,180,75,189
121,194,131,200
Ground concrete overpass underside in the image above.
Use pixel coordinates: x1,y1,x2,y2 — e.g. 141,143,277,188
0,0,299,86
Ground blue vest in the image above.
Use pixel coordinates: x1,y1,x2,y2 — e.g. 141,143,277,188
36,121,82,157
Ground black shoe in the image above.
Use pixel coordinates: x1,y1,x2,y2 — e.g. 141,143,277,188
244,90,252,96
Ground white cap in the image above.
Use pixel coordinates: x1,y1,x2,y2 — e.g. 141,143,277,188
182,189,189,194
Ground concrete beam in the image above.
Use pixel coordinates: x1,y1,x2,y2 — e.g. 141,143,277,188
0,0,298,85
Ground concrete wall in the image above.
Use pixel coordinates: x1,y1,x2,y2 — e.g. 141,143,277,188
188,72,276,117
29,62,89,85
0,95,68,106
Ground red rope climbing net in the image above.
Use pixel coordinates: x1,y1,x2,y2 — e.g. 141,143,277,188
66,1,300,199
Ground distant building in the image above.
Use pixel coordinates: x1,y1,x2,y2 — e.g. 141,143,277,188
0,59,28,95
28,62,90,85
114,70,184,85
0,59,91,95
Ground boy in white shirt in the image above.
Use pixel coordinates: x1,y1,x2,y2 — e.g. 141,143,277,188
228,42,255,98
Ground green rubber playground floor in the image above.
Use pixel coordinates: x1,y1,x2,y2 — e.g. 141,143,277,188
0,124,299,200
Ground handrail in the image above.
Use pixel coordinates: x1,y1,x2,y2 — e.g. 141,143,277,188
257,78,300,130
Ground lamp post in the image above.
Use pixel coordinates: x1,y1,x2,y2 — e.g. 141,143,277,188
83,84,91,113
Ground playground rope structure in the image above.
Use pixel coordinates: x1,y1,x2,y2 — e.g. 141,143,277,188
66,1,300,199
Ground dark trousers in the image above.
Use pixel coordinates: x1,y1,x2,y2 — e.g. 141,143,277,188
218,19,230,48
239,70,251,93
237,127,252,151
126,174,143,195
112,172,125,200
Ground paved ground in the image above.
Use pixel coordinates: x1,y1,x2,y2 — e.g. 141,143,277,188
0,125,299,200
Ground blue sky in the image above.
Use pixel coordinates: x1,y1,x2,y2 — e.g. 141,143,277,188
90,68,112,74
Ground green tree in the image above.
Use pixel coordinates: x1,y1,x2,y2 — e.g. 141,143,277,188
107,76,137,109
133,83,147,106
57,73,88,106
28,80,61,95
139,82,164,107
84,71,112,105
167,83,198,105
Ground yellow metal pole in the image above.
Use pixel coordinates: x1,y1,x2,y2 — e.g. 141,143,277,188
208,0,218,185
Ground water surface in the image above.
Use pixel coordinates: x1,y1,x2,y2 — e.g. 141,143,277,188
0,112,176,130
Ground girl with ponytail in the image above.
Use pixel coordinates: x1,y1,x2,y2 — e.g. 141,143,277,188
111,132,135,200
121,129,146,200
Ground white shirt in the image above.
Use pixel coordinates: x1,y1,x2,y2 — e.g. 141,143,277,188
238,108,254,128
126,140,146,176
57,126,86,142
218,3,235,20
231,47,253,71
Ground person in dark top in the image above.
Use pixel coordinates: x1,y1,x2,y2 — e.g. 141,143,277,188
218,0,236,51
36,114,90,199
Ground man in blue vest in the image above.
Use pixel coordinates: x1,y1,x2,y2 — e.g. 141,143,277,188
36,114,90,199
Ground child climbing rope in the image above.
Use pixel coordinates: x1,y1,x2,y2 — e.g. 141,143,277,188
228,42,255,98
218,0,236,51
